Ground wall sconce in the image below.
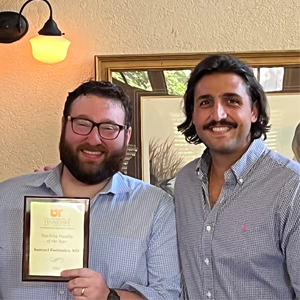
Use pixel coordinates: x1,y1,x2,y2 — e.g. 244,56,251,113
0,0,70,64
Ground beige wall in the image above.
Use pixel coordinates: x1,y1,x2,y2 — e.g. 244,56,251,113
0,0,299,181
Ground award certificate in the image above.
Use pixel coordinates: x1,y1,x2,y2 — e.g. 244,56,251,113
22,197,90,281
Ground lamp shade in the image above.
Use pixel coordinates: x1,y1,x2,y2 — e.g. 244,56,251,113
30,35,70,64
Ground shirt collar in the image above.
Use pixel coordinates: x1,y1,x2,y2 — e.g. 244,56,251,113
230,139,266,184
98,172,132,195
25,163,63,194
195,149,211,182
25,164,131,196
196,139,266,184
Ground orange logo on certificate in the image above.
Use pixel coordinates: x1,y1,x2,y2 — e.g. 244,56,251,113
50,209,63,217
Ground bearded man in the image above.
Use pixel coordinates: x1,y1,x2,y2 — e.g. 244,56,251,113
0,81,180,300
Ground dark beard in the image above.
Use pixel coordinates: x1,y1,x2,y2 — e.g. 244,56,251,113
59,132,127,185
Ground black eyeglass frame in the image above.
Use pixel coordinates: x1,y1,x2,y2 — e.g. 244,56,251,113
67,116,129,140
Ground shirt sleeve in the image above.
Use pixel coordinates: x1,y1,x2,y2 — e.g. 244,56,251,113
120,194,181,300
280,176,300,297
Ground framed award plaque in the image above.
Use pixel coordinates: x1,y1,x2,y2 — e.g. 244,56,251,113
22,196,90,281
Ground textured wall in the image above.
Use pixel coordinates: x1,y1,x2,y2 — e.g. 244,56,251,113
0,0,299,181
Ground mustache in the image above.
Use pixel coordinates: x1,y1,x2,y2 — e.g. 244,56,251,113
203,119,238,130
77,143,108,153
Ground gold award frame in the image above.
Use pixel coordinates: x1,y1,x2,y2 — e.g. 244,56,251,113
22,196,90,282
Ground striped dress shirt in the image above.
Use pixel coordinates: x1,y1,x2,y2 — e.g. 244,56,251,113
0,165,181,300
175,139,300,300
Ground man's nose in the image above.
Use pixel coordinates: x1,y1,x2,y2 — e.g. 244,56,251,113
212,103,227,121
85,126,102,145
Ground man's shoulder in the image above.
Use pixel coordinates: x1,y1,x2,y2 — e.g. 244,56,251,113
177,158,199,178
117,173,173,199
265,149,300,176
0,171,50,191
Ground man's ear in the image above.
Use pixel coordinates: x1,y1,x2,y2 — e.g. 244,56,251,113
61,116,66,133
251,101,258,123
126,127,132,145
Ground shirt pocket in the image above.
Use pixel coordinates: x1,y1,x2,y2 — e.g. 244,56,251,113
233,219,276,260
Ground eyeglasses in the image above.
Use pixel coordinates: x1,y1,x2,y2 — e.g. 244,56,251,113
67,116,129,140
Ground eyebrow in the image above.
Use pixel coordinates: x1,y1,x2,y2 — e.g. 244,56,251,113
72,114,91,119
222,93,241,98
195,93,242,102
195,94,214,103
72,115,117,124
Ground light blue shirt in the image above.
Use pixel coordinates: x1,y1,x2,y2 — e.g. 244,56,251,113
0,165,181,300
175,139,300,300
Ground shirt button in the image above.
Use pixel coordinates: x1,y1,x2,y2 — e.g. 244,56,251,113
239,178,244,183
206,291,212,298
206,225,211,232
204,258,209,265
59,291,64,295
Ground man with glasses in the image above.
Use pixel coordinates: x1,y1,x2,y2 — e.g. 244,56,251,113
0,81,181,300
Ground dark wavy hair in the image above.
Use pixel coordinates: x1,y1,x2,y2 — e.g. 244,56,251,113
178,55,270,145
63,80,133,126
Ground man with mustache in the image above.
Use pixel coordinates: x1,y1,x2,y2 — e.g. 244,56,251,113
175,55,300,299
0,81,180,300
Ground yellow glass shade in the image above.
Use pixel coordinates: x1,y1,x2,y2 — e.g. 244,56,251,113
30,35,70,64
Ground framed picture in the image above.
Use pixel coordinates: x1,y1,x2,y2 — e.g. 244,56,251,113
94,51,300,183
265,93,300,160
140,93,300,187
140,95,204,184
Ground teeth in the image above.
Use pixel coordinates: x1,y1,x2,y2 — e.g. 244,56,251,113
82,150,102,155
211,127,229,132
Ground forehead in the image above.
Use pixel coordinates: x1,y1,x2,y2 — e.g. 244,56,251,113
70,94,125,122
195,73,248,96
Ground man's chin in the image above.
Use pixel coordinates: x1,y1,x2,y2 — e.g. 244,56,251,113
78,156,104,166
80,164,102,174
71,161,123,185
208,142,236,155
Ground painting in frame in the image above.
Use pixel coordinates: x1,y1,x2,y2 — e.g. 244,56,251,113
94,51,300,185
140,93,300,188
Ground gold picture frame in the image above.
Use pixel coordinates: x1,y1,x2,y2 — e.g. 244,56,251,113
94,51,300,181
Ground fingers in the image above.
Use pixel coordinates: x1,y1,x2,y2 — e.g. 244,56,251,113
61,268,92,294
67,276,90,292
44,165,56,171
71,287,87,299
33,165,56,172
61,268,92,278
62,268,108,300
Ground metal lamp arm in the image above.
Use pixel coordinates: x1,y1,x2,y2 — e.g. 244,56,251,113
18,0,53,30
